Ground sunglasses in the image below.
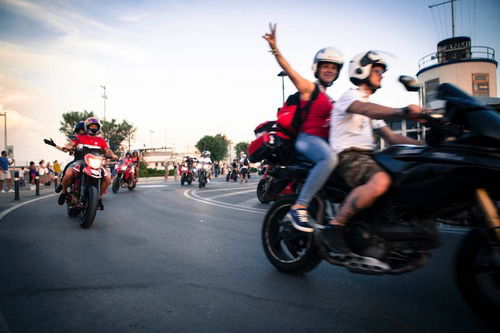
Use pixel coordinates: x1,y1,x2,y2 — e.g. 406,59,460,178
372,68,385,76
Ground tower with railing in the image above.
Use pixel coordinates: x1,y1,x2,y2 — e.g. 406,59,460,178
417,36,497,105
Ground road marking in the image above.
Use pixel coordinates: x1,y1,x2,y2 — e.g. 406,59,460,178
184,189,266,214
137,184,169,188
0,194,58,221
208,189,256,200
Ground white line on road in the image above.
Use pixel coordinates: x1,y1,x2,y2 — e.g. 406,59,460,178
0,194,58,221
184,189,266,214
208,189,256,200
137,185,169,188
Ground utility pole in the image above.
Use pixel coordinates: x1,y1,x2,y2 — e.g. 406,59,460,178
100,85,108,122
0,112,6,151
429,0,457,37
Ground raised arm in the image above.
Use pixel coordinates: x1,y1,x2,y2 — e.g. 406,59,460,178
263,23,315,99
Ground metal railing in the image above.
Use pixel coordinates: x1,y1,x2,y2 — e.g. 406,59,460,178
418,46,495,70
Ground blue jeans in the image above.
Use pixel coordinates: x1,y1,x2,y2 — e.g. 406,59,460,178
294,133,338,207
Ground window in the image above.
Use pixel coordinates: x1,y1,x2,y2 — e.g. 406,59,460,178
472,73,489,97
425,78,440,103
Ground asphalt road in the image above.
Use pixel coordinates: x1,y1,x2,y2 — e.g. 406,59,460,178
0,176,492,332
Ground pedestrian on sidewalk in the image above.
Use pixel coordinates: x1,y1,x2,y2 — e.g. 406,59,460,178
29,161,37,190
19,166,26,186
173,162,179,182
0,151,14,193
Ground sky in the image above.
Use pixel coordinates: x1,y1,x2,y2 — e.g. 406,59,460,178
1,0,499,164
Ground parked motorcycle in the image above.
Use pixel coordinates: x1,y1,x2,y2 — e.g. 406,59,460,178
180,164,193,186
261,80,500,328
112,159,136,193
65,148,106,229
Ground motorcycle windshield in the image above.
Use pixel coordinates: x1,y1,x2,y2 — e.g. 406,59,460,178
438,83,500,142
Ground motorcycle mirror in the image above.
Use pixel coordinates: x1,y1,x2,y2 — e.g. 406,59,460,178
399,75,421,92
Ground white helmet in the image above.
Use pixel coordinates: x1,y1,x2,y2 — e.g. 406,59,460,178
311,47,344,86
349,51,387,86
203,151,210,157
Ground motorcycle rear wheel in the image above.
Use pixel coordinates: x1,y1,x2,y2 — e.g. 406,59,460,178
80,186,98,229
455,229,500,330
262,196,322,275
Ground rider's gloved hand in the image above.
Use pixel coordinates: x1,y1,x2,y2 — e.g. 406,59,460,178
44,138,56,147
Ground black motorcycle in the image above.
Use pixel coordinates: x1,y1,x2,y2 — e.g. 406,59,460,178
261,81,500,328
198,167,208,188
226,167,238,182
65,148,105,229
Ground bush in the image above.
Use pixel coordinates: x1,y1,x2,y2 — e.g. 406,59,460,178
139,168,165,177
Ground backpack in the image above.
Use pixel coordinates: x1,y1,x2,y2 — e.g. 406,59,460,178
248,84,321,163
276,83,320,137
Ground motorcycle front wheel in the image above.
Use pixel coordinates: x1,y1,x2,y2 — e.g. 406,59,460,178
262,196,322,275
455,229,500,330
181,174,185,186
80,185,98,229
112,175,120,193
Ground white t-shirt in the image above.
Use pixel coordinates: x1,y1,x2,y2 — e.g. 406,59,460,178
330,88,387,154
239,158,249,169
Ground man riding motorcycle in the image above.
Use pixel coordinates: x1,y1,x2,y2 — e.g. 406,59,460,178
197,151,213,182
320,51,423,256
57,117,118,210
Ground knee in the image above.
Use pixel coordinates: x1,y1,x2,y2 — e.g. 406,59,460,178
368,172,391,196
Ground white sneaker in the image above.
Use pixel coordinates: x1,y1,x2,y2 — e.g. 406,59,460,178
8,189,14,193
1,190,6,193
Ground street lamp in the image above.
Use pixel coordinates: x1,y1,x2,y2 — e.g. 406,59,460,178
277,71,288,104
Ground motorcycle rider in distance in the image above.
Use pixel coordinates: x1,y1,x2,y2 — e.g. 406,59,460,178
239,152,250,183
198,151,213,182
57,117,118,210
131,151,140,182
263,23,343,232
322,51,423,254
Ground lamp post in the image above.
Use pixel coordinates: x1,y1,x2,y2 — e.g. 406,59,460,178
0,112,6,151
277,71,288,104
100,85,107,122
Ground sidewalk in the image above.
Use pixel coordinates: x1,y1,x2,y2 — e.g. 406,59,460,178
0,184,57,213
0,177,163,214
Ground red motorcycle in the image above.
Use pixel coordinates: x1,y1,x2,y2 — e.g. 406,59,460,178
65,148,106,229
257,162,297,204
180,164,194,186
112,159,136,193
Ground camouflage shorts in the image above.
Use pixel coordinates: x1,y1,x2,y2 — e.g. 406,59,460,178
336,150,384,188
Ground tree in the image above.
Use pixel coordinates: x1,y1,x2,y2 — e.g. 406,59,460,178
59,111,137,154
59,110,95,137
234,142,249,158
195,133,229,161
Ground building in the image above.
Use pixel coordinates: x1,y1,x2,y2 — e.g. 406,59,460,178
381,35,498,147
138,147,196,169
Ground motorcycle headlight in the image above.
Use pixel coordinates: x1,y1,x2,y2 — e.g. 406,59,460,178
85,155,103,169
